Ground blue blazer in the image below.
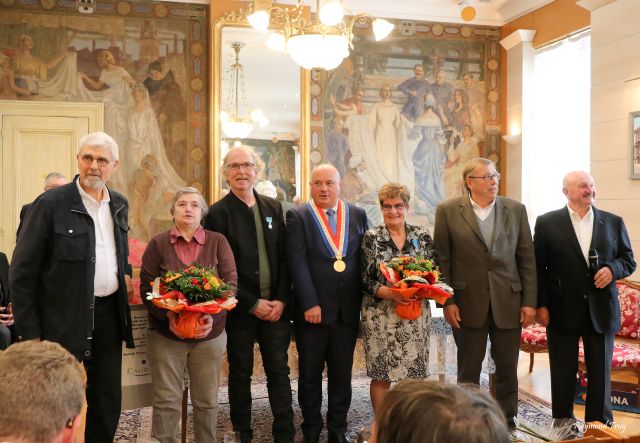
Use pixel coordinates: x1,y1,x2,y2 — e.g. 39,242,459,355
534,206,636,335
286,202,368,325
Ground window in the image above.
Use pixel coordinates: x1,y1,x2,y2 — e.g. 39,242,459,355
523,30,591,225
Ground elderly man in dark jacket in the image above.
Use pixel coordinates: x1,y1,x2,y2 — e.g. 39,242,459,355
10,131,134,443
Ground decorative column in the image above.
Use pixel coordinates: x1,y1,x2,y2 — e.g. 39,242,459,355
500,29,535,201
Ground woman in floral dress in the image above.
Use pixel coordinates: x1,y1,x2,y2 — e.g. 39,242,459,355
361,182,437,413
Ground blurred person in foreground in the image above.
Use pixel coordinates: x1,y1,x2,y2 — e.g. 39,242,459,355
367,380,510,443
0,340,86,443
141,187,238,442
360,183,436,412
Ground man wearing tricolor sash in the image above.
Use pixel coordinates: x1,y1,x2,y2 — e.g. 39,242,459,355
286,164,369,443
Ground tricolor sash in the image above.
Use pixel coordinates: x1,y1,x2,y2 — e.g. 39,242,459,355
308,200,350,261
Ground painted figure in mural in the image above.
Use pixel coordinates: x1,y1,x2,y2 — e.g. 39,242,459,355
431,70,454,114
397,64,431,121
80,50,136,189
412,94,446,223
461,72,484,115
143,60,175,105
369,85,403,182
11,34,67,95
127,84,186,240
0,54,29,99
449,89,472,132
325,118,351,177
444,124,480,198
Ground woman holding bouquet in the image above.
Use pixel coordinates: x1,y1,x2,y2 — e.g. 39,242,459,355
141,187,237,443
361,183,437,413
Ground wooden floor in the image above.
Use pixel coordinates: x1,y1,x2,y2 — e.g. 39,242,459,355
516,351,640,436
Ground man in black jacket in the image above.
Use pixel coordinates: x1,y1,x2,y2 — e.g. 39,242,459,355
10,131,134,443
534,170,636,425
0,252,13,350
204,145,294,443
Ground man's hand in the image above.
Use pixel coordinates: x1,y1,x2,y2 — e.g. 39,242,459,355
167,311,187,339
594,266,614,289
304,305,322,324
443,304,461,329
194,314,213,339
536,307,549,327
253,299,274,320
520,307,536,329
264,300,285,322
125,275,135,304
0,304,14,326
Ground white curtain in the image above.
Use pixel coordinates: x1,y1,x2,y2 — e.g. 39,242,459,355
523,30,591,226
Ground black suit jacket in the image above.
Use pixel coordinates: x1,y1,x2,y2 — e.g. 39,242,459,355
0,252,9,308
203,190,291,325
16,203,31,236
285,201,369,325
534,206,636,334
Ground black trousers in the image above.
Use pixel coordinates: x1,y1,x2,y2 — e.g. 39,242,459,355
452,310,521,424
548,305,614,424
227,316,295,442
83,296,123,443
295,319,359,437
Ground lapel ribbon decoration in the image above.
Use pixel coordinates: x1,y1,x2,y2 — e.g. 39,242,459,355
308,200,350,273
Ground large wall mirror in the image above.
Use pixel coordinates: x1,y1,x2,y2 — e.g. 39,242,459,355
211,10,310,202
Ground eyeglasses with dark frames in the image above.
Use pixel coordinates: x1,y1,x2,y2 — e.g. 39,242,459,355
226,162,256,171
467,173,501,182
79,154,111,167
381,203,406,212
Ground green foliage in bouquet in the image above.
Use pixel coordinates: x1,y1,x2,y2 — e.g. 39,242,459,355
161,264,234,304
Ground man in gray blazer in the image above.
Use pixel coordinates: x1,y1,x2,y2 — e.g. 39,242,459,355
434,158,537,427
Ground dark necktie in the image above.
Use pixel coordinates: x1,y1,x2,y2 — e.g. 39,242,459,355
326,209,337,235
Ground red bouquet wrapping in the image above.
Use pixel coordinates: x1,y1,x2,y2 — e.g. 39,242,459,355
146,265,237,338
379,256,453,320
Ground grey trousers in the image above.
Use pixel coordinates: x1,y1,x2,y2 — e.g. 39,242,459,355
147,330,227,443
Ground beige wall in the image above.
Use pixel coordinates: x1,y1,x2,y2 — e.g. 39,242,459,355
590,0,640,281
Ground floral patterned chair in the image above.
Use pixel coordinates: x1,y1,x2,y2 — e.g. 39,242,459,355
520,322,549,372
579,279,640,384
521,279,640,375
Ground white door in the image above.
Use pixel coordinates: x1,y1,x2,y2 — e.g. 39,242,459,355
0,100,103,257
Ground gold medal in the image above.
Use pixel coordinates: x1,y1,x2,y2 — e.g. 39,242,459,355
333,258,346,273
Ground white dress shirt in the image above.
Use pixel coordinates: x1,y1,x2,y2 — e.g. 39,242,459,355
567,205,593,265
76,180,119,297
470,196,496,221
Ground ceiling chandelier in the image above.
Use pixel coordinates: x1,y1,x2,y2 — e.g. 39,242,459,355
247,0,395,71
220,41,268,139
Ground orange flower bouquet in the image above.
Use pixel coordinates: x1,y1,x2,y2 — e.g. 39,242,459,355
146,265,237,338
379,256,453,320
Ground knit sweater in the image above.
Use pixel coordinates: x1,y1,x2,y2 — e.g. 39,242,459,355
140,229,238,342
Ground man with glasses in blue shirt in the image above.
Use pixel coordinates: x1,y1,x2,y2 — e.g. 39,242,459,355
433,157,537,430
10,131,134,443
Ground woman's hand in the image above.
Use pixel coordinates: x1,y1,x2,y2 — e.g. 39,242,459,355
194,314,213,339
376,286,416,305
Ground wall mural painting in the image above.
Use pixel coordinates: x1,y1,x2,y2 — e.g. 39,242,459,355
0,1,208,242
309,21,502,228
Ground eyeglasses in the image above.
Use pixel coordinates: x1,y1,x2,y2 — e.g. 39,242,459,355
468,173,501,182
226,162,255,171
80,154,111,167
381,203,406,212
